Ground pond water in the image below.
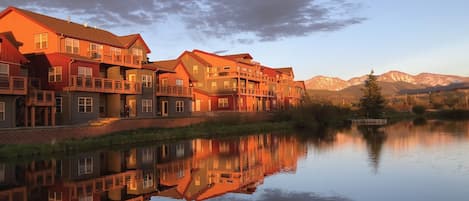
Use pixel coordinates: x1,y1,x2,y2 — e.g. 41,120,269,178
0,120,468,201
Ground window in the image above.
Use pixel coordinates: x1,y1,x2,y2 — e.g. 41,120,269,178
223,66,230,70
34,33,48,49
78,195,92,201
143,172,153,188
161,144,168,158
161,78,168,87
78,67,92,77
193,65,199,74
176,101,184,112
211,81,217,89
48,66,62,82
142,148,153,163
218,98,229,108
55,97,62,113
89,43,103,59
177,166,185,178
223,81,230,89
65,38,79,54
0,163,5,182
110,47,122,61
0,102,4,121
48,191,62,201
142,74,152,87
176,144,185,157
176,79,183,87
0,63,9,76
78,157,93,176
142,99,152,113
132,48,143,57
78,97,93,113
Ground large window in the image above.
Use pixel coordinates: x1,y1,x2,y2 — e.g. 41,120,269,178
48,191,62,201
224,80,230,89
218,98,229,108
142,99,152,113
176,144,184,158
55,97,62,113
34,33,48,49
78,157,93,176
193,65,198,74
211,81,217,89
142,148,153,163
89,43,103,59
0,102,4,121
110,47,122,61
176,101,184,112
48,66,62,82
143,172,153,188
65,38,79,54
78,67,92,77
142,74,152,88
78,97,93,113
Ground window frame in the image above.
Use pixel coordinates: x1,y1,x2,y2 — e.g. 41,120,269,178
141,99,153,113
176,79,183,87
77,157,93,176
65,38,79,54
0,63,9,76
55,97,62,113
48,66,62,82
34,32,48,49
78,97,93,113
89,43,103,59
0,102,5,121
141,74,153,88
218,98,229,108
176,101,184,112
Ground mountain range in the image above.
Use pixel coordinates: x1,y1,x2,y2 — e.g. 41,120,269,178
306,71,469,91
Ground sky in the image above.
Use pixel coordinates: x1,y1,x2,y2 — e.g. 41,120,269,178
1,0,469,80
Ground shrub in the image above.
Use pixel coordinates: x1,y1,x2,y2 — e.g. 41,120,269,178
412,105,426,115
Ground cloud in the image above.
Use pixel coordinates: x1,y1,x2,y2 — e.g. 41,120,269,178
0,0,365,42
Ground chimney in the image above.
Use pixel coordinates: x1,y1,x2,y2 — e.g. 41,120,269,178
67,16,71,23
83,23,88,28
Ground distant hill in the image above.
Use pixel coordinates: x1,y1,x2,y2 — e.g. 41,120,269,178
306,70,469,91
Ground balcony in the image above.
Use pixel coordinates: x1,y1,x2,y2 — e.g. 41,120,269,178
207,71,263,81
155,85,192,97
99,52,143,68
236,88,275,97
0,76,27,95
27,90,55,106
68,76,142,94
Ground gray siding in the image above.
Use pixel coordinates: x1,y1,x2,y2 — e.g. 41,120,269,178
58,92,100,125
0,96,18,128
157,96,192,117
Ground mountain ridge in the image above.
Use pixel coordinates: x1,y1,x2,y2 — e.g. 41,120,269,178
306,71,469,91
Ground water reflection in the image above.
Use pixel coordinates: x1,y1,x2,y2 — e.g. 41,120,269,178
1,120,469,201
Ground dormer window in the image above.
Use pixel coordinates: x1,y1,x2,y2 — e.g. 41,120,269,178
90,43,103,59
65,38,79,54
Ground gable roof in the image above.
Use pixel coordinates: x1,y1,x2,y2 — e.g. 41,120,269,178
0,6,151,52
150,59,197,82
0,33,29,64
178,51,211,67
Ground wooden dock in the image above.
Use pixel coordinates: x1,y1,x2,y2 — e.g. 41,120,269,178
350,119,387,126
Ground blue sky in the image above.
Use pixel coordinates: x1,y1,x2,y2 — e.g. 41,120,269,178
2,0,469,80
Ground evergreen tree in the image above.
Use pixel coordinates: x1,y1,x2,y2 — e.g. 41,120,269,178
359,70,385,118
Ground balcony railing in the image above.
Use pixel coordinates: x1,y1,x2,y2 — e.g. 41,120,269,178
0,76,27,95
155,85,192,97
207,71,263,81
27,90,55,106
68,76,142,94
100,53,143,68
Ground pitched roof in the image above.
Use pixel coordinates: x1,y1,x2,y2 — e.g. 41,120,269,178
179,51,211,66
150,59,198,81
275,67,293,74
0,33,29,64
0,7,150,52
193,49,255,66
261,66,279,77
222,53,253,60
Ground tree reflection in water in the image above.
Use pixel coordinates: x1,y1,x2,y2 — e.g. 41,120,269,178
357,125,387,174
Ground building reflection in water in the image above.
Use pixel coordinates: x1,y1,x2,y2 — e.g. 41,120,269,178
0,134,307,201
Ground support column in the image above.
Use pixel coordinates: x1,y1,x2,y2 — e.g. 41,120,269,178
51,107,56,126
44,107,49,126
24,106,28,127
31,107,36,128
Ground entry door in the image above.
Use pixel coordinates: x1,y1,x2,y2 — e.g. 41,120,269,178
195,99,201,112
129,99,136,117
208,99,211,111
128,74,136,82
162,101,169,117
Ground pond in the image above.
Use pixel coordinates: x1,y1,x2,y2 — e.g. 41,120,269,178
0,120,468,201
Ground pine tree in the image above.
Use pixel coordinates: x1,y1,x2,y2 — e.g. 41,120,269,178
359,70,385,118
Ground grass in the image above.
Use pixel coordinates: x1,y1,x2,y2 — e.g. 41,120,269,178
0,120,293,160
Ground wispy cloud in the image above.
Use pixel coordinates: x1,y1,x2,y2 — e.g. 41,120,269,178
0,0,365,43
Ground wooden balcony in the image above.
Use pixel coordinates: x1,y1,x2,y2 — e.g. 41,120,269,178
68,76,142,94
0,76,27,95
100,53,143,68
27,90,55,106
155,85,192,98
207,71,263,82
